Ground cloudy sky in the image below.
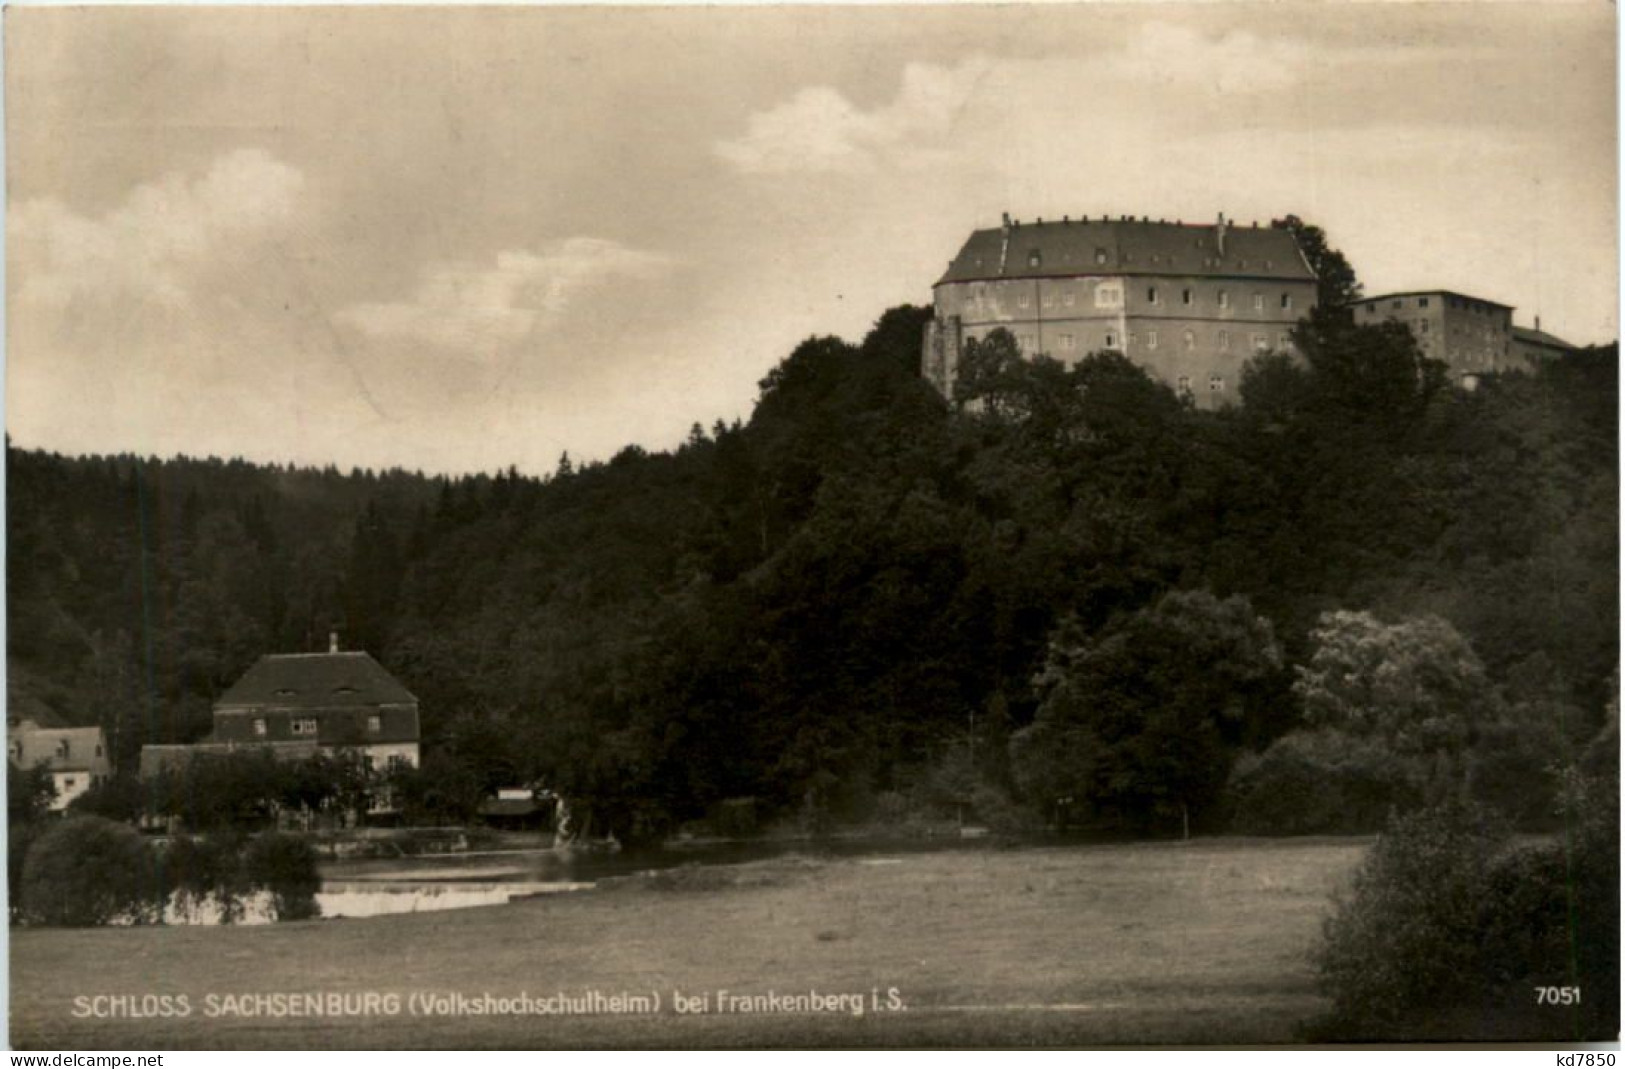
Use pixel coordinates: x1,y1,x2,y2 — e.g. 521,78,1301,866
7,3,1616,475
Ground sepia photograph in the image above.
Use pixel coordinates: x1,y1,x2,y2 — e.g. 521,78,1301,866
3,0,1619,1051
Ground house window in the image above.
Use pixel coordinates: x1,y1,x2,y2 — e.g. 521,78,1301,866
1210,374,1226,392
1182,288,1193,306
1218,291,1230,309
1281,294,1293,311
1252,333,1268,352
8,742,20,762
1278,332,1291,349
1147,286,1160,304
1176,375,1192,394
1146,330,1159,350
1095,283,1123,309
1252,293,1265,312
62,777,76,791
292,718,318,736
367,714,383,734
1182,329,1196,351
1218,330,1230,351
253,718,267,737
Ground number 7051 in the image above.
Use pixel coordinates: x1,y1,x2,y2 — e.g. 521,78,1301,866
1536,987,1581,1005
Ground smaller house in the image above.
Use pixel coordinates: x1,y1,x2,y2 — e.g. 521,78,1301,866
7,719,112,811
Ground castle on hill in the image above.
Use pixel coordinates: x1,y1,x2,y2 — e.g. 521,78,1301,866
921,212,1575,403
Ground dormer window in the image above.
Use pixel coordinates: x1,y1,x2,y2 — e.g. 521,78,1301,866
57,739,70,759
1094,247,1108,265
333,686,358,696
1027,249,1041,268
367,715,382,734
253,718,267,737
9,741,21,763
292,718,318,736
274,688,296,698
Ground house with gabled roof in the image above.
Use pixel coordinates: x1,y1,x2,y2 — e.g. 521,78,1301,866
8,719,112,811
139,635,420,794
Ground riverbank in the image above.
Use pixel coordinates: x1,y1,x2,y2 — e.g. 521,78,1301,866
11,836,1369,1048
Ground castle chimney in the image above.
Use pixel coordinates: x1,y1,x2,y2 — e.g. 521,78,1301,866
1536,315,1542,331
1216,212,1229,257
329,631,339,654
1002,212,1011,230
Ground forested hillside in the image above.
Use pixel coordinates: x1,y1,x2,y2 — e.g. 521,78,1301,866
8,303,1617,839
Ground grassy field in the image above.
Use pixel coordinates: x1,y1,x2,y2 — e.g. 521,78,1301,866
10,836,1370,1049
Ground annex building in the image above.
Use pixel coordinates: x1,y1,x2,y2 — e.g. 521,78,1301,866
7,719,111,811
923,213,1319,407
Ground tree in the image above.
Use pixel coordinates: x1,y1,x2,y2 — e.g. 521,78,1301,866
1273,215,1361,310
20,816,161,926
1295,610,1498,758
1011,589,1286,833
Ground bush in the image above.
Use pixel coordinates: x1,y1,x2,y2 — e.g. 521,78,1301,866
1311,789,1619,1041
68,774,149,824
20,816,162,927
241,833,321,921
1227,730,1422,835
160,834,249,923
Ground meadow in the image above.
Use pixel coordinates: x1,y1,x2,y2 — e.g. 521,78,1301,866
10,837,1370,1049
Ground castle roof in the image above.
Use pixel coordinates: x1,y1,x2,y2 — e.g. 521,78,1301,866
1513,324,1576,351
935,216,1316,286
215,651,418,711
1356,290,1514,311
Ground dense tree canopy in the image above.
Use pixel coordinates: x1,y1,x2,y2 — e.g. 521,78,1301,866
7,288,1617,837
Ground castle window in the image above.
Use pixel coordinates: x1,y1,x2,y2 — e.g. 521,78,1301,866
1392,299,1403,310
1146,330,1159,349
1147,286,1159,304
1182,288,1192,305
1104,332,1119,349
1419,297,1430,308
1238,259,1248,269
1182,330,1196,351
1218,291,1230,309
1252,333,1268,352
253,718,267,737
1209,374,1226,392
1253,293,1265,312
1279,333,1291,349
1420,321,1430,334
1177,375,1192,394
1018,293,1030,308
1095,283,1123,309
1151,254,1161,265
1218,330,1230,351
1042,290,1054,308
1064,291,1076,307
292,718,318,736
1018,333,1035,351
1281,293,1293,311
1094,247,1108,265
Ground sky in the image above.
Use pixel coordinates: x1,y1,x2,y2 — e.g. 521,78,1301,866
6,2,1618,476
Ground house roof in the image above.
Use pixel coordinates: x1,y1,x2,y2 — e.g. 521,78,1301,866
935,216,1316,286
1355,290,1514,311
216,652,418,711
8,722,111,775
1513,325,1576,351
140,740,322,779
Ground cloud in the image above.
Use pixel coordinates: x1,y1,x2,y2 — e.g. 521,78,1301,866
715,58,990,175
9,148,304,310
335,238,675,351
